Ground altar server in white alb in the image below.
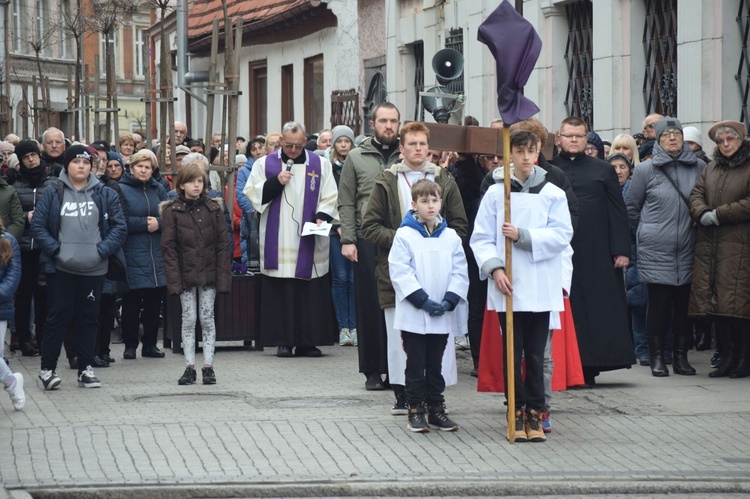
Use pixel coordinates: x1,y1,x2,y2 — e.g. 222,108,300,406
245,121,339,358
470,130,573,444
388,179,468,433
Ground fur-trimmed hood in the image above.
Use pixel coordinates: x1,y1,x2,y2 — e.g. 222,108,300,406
712,139,750,169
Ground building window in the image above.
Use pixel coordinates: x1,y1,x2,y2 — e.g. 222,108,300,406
135,27,145,78
444,28,464,95
281,64,294,125
248,61,267,136
36,0,47,56
642,0,678,117
100,31,117,75
564,0,594,129
12,0,22,53
412,41,424,121
738,1,750,129
304,55,324,134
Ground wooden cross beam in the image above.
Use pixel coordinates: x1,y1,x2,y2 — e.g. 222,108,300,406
420,122,556,160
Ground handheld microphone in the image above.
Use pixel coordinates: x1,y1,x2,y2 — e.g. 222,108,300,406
286,159,294,172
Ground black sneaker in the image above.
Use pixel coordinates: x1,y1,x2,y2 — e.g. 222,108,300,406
77,366,101,388
202,367,216,385
391,394,408,415
710,351,723,369
365,373,385,391
39,369,61,390
178,367,196,385
407,407,430,433
428,404,458,431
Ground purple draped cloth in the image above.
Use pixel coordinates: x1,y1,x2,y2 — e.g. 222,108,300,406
264,151,322,280
477,0,542,125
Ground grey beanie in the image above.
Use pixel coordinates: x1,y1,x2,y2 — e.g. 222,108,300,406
653,117,683,139
331,125,355,146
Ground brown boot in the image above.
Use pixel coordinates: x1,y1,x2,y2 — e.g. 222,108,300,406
507,410,527,443
525,409,547,442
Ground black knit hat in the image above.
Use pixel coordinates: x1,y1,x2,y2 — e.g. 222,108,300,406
15,140,41,160
63,144,93,171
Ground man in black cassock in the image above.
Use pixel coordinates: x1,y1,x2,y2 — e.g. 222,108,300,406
550,116,635,386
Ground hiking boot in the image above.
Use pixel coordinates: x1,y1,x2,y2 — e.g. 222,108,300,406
339,328,353,346
407,406,430,433
39,370,61,391
507,410,527,443
5,373,25,411
202,367,216,385
178,367,196,385
525,409,547,442
427,404,458,431
77,366,101,388
391,393,408,415
540,409,552,433
350,328,358,346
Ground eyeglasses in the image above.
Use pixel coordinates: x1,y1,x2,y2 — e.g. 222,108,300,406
479,154,501,160
660,129,683,138
645,124,655,130
559,134,586,140
717,136,740,145
106,164,121,169
584,145,598,152
283,143,305,150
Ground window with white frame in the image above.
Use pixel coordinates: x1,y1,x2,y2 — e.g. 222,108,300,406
12,0,22,53
100,31,117,75
36,0,47,56
135,27,145,78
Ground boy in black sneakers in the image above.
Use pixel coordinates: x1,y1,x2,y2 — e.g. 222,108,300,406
31,144,127,390
388,179,469,433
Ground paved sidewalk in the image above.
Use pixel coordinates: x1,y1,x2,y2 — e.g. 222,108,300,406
1,339,749,497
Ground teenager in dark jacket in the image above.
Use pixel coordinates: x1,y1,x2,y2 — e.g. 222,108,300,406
31,144,127,390
118,149,169,360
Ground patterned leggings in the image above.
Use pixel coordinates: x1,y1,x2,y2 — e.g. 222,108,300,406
179,286,217,367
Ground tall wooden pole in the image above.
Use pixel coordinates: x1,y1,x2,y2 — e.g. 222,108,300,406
502,125,516,443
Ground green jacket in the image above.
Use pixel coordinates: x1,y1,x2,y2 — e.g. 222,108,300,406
0,176,24,241
337,137,401,245
361,163,468,309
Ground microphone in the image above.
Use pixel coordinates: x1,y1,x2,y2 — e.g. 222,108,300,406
286,159,294,172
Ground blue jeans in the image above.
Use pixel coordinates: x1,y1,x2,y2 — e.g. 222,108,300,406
631,305,648,359
329,233,356,330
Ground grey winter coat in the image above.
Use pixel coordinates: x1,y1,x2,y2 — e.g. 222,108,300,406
626,142,705,285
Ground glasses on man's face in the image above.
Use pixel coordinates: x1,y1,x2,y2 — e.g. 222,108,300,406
646,124,655,130
479,154,501,161
559,134,586,140
283,143,305,151
660,129,682,139
106,164,121,169
584,145,597,152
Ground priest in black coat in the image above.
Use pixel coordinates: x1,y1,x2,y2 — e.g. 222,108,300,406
551,117,634,386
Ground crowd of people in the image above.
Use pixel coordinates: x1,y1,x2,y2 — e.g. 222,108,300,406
1,107,748,443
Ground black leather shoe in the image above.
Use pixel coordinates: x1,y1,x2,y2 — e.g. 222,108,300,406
103,355,116,364
295,346,322,357
365,372,385,390
276,346,293,357
142,346,165,358
93,355,110,368
68,357,78,369
20,341,39,356
123,347,137,360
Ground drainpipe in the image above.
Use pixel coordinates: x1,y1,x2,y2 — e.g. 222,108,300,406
177,0,208,105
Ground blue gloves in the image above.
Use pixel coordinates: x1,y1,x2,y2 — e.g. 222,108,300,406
421,299,446,317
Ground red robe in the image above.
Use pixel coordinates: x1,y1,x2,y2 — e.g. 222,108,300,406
477,298,584,392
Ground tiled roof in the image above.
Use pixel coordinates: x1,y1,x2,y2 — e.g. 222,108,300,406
188,0,311,41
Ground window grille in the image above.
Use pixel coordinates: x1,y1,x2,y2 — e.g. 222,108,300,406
564,1,594,129
737,0,750,130
413,41,424,121
444,28,464,95
642,0,678,117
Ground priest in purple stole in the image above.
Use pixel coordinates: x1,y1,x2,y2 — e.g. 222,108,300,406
245,122,339,357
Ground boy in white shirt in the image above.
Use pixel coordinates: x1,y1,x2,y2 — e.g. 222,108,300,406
388,179,469,433
470,131,573,443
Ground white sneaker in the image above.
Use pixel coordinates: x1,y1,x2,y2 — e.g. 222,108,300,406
350,328,358,346
455,334,470,351
77,366,101,388
39,369,62,390
5,373,25,410
339,328,352,346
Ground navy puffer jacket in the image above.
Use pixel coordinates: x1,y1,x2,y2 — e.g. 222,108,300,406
119,171,169,289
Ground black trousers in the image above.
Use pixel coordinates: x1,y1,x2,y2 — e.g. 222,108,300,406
122,287,164,350
15,249,47,345
97,293,118,356
41,271,104,373
353,238,387,375
646,283,690,344
498,311,549,412
465,243,486,368
401,331,448,408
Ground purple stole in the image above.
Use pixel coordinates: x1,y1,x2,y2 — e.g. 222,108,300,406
264,151,322,280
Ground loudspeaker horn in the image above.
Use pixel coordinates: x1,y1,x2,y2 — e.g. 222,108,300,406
432,48,464,86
